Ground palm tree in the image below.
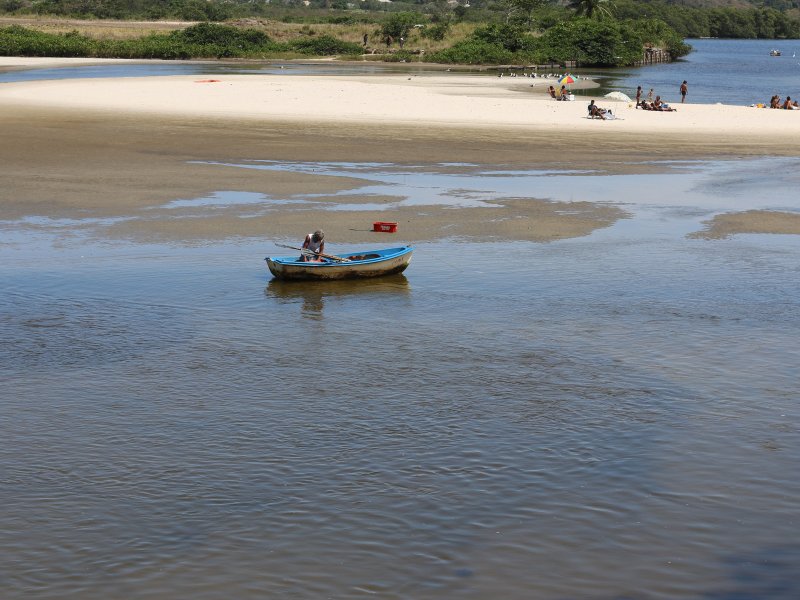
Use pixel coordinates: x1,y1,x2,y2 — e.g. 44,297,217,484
568,0,615,20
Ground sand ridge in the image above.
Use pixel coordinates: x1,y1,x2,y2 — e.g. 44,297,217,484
2,58,799,244
2,59,800,144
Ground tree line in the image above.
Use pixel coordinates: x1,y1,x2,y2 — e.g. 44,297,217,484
2,0,799,40
613,0,800,39
3,0,798,66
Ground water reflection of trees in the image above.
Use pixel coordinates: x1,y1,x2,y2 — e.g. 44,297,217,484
265,275,410,319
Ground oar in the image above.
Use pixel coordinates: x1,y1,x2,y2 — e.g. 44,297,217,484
275,243,351,262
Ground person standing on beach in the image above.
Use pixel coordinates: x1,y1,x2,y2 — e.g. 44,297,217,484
647,88,654,102
635,86,642,107
680,80,688,103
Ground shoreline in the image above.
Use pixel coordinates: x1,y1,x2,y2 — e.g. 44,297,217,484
2,57,800,244
2,58,799,149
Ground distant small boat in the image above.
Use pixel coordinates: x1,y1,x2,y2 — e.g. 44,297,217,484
265,246,413,281
770,49,781,56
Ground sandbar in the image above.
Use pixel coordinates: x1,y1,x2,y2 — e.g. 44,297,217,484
2,58,799,244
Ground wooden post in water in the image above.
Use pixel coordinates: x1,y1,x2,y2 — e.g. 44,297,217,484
636,47,672,66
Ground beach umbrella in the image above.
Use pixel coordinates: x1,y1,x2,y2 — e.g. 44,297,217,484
604,91,632,102
559,75,576,86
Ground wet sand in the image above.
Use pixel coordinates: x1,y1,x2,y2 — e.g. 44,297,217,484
2,62,800,243
690,210,800,240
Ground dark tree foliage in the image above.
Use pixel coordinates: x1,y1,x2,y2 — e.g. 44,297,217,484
1,0,799,39
614,0,800,38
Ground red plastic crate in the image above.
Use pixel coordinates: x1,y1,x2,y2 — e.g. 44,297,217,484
373,221,398,233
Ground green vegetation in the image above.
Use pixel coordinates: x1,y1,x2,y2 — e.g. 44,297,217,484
429,16,689,66
0,22,363,59
614,0,800,39
2,0,798,67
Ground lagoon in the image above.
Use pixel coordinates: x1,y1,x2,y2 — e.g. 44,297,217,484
3,38,799,107
2,150,800,598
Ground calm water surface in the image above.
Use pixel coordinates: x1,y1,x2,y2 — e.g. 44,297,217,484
3,38,799,106
587,38,800,105
1,157,799,598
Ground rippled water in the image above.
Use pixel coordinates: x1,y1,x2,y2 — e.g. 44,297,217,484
2,158,799,599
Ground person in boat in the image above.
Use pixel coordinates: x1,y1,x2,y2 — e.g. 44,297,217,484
300,229,325,262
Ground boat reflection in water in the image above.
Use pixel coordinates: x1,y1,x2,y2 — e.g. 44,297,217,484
265,274,410,319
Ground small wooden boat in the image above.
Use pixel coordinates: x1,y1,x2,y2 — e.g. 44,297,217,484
265,246,413,281
770,49,781,56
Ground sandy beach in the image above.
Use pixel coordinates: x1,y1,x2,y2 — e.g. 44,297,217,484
2,57,799,243
4,63,800,141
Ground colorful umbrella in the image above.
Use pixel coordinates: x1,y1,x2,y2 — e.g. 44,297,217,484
558,75,576,85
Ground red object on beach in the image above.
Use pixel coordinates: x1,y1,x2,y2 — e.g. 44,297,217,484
373,221,398,233
195,79,221,83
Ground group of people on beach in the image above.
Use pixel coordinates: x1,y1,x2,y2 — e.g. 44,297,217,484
548,85,572,101
547,77,688,116
768,95,799,109
634,84,681,112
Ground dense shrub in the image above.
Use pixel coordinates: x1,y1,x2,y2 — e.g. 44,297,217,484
427,15,687,67
472,23,538,53
428,39,516,65
381,12,423,40
0,25,92,57
420,22,450,41
0,24,365,60
627,18,690,59
172,22,272,49
539,19,635,67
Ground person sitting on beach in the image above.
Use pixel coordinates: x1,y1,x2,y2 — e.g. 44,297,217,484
548,85,557,99
587,99,606,120
559,85,569,101
653,96,676,112
770,95,781,109
300,229,325,262
782,96,793,109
